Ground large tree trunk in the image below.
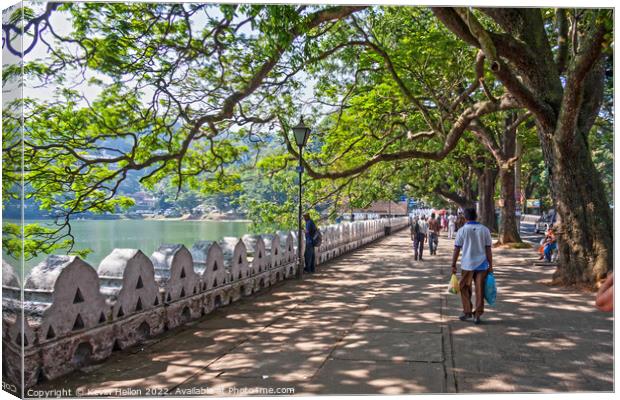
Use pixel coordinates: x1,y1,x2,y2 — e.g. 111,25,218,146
433,7,613,285
498,166,522,244
497,114,522,244
548,60,612,285
477,165,498,232
542,127,613,285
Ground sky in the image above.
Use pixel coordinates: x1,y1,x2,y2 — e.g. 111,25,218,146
2,1,323,116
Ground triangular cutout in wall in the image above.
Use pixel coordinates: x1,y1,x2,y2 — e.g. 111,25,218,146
46,326,56,340
73,288,84,304
135,297,143,311
72,314,85,331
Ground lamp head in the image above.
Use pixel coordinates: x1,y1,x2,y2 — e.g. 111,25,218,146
292,117,311,148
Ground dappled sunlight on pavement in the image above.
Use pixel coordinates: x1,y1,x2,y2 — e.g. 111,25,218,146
34,229,612,395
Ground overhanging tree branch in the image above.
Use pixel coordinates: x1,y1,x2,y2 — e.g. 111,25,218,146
284,94,520,180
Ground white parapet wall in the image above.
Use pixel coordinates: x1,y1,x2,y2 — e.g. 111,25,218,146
1,217,409,389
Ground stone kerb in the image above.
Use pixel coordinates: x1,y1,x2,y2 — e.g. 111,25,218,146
242,234,269,274
97,249,164,349
277,231,296,277
219,237,251,299
151,244,201,328
316,226,330,263
3,261,41,389
325,225,338,259
346,224,352,247
2,260,23,346
278,231,295,262
242,235,272,293
361,222,369,244
393,216,408,230
2,259,21,314
352,223,361,249
336,224,345,254
2,309,39,389
291,231,301,254
263,234,282,268
221,237,250,279
2,259,20,290
191,240,227,312
25,256,112,383
191,241,226,291
290,230,305,272
27,256,108,344
4,309,35,349
262,234,287,285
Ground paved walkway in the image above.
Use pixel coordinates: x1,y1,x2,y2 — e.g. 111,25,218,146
36,230,613,395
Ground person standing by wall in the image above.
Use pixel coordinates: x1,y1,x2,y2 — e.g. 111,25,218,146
303,213,317,273
450,208,494,325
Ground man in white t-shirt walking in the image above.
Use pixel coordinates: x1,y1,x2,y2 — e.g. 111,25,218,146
450,208,494,324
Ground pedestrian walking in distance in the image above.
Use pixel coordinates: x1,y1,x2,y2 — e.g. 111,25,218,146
428,213,440,255
414,215,429,261
447,212,456,239
450,208,494,325
410,215,420,256
303,213,317,273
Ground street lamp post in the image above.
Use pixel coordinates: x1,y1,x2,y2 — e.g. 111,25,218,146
292,118,311,280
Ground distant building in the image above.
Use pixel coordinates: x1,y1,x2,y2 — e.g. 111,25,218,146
131,191,157,208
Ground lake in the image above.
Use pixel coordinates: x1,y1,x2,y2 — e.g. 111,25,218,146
3,219,250,276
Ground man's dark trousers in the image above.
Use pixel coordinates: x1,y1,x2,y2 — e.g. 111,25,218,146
304,242,316,273
414,233,425,260
429,232,438,254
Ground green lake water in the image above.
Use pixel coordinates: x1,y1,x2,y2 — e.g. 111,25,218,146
3,219,250,277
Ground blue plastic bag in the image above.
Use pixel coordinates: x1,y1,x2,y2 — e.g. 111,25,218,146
484,272,496,306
